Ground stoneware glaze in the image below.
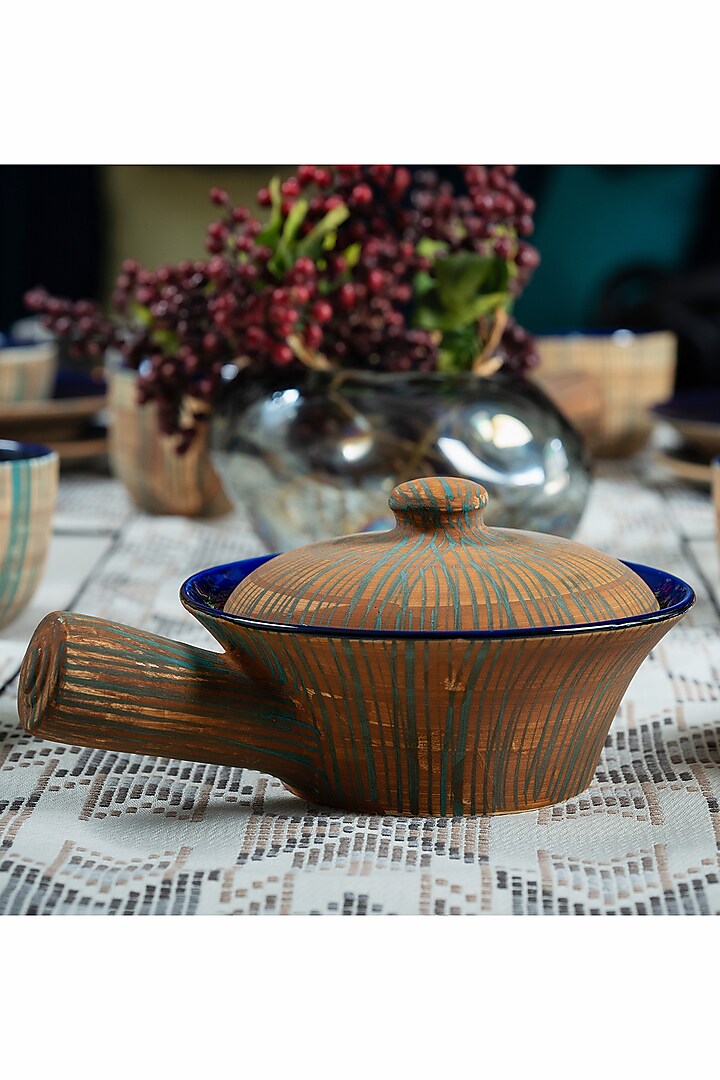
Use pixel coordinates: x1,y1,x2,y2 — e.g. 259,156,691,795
0,440,59,629
18,477,694,816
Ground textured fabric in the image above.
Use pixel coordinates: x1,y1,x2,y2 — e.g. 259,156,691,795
1,457,719,914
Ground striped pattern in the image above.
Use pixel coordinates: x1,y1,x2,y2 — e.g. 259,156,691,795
225,476,659,631
0,449,59,629
536,331,676,458
18,597,685,817
18,612,323,801
198,608,683,815
0,343,57,403
108,367,231,517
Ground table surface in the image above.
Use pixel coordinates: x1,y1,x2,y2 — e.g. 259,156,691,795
1,451,719,915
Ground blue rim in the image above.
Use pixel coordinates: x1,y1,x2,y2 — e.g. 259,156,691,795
0,439,56,462
180,555,696,640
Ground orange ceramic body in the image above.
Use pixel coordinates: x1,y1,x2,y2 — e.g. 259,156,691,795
17,478,695,816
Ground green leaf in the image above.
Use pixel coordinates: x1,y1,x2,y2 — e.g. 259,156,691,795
437,347,465,374
434,252,495,313
150,327,180,354
415,290,511,331
256,176,283,249
464,291,512,322
434,251,514,315
297,203,350,261
412,270,435,298
130,302,152,328
343,242,361,269
280,198,308,248
269,198,310,276
416,237,448,259
437,326,481,373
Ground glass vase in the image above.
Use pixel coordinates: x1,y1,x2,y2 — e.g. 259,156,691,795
211,368,591,552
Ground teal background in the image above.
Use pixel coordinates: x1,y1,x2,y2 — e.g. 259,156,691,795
514,165,712,333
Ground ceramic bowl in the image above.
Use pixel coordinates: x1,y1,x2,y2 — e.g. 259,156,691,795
536,329,677,457
0,440,59,629
0,339,57,404
18,476,695,816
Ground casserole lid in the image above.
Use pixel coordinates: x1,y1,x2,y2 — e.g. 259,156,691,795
223,476,659,631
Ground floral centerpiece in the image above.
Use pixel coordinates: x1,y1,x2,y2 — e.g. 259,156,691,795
26,166,589,542
26,166,539,437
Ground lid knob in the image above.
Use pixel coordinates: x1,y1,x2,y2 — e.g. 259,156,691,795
389,476,488,530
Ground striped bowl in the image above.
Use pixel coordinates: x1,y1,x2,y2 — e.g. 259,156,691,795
17,541,694,816
178,556,694,816
0,441,59,629
0,342,57,403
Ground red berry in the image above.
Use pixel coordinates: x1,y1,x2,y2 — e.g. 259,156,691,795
312,300,333,323
207,256,226,277
272,342,294,365
369,165,393,182
257,187,271,207
338,284,356,310
517,244,540,269
246,326,266,348
392,167,411,194
493,236,514,259
305,325,323,349
294,257,315,277
210,187,229,206
351,183,373,206
281,178,300,197
367,269,384,293
314,168,332,188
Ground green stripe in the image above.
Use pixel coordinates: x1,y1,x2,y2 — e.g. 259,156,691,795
0,460,31,623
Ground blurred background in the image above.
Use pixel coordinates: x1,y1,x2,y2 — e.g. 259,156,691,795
3,164,720,488
4,164,720,392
